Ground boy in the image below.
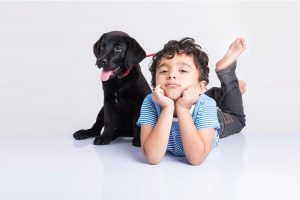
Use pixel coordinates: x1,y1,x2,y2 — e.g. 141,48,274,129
137,38,246,165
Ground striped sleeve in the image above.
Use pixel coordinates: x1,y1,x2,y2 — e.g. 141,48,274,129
195,98,220,129
136,94,158,127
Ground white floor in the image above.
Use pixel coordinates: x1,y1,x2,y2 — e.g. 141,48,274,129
1,132,299,200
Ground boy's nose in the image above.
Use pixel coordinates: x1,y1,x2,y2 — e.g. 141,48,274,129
167,72,176,79
167,75,176,79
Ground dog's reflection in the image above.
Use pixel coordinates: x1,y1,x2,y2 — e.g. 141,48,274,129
93,138,171,199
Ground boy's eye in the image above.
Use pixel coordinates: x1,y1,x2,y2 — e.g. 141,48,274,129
180,70,188,73
159,70,168,74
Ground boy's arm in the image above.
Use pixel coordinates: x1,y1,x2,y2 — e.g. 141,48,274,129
176,107,214,166
140,105,174,165
175,87,215,165
140,84,175,165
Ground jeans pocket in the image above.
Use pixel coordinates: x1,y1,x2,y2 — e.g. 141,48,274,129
222,112,234,124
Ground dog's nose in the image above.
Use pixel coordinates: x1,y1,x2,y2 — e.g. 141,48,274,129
99,58,107,65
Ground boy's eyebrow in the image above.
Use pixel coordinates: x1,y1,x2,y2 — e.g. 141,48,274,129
158,61,192,69
177,61,192,69
157,63,168,69
157,61,194,72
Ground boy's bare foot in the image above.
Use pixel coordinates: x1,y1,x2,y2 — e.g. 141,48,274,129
239,80,246,95
216,38,246,71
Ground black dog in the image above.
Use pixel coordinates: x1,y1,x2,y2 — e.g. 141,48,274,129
73,31,151,146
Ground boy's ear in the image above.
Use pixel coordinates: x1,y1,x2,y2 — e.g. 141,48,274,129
199,81,207,94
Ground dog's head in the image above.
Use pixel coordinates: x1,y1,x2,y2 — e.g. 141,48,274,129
93,31,146,81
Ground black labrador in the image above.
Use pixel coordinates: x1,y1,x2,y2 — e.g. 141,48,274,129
73,31,151,146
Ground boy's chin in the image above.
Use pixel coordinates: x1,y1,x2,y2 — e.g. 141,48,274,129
165,91,182,101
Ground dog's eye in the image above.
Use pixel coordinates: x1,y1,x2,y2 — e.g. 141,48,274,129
114,45,122,52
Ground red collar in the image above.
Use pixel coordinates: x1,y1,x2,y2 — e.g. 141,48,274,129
118,53,154,79
118,69,131,79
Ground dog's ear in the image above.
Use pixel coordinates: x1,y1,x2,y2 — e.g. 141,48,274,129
124,37,146,70
93,33,106,57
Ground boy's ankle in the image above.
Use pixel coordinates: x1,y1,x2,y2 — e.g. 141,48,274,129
216,59,236,71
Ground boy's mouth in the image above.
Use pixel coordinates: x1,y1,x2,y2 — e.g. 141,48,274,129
165,82,180,88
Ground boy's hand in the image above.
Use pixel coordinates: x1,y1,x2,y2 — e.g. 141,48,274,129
176,87,200,109
152,84,174,109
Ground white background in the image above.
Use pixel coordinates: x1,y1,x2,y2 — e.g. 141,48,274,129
1,1,300,136
1,2,300,200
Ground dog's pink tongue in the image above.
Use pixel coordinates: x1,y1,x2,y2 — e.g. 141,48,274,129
101,70,113,81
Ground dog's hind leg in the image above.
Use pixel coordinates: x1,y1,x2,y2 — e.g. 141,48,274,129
73,107,104,140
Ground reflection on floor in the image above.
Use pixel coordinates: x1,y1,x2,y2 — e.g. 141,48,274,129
1,132,299,200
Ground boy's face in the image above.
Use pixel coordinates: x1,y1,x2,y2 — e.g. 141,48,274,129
155,53,202,101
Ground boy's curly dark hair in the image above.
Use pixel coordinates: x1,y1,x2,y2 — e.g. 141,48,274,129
149,37,209,87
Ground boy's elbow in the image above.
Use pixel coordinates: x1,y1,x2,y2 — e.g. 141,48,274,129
188,156,204,166
188,159,204,166
187,152,208,166
147,158,161,165
145,154,162,165
142,149,162,165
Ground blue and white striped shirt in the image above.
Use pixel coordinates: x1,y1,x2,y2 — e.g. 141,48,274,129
136,94,220,157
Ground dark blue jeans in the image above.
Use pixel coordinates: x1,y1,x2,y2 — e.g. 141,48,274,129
205,62,246,138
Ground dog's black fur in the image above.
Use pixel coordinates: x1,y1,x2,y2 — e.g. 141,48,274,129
73,31,151,146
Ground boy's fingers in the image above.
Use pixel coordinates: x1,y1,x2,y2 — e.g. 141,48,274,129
181,88,187,96
154,84,161,92
183,87,195,95
154,85,165,97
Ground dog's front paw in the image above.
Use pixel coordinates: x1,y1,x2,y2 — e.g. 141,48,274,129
132,138,141,147
73,129,99,140
93,136,112,145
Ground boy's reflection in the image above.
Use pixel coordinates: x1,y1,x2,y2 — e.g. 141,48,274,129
215,133,245,200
